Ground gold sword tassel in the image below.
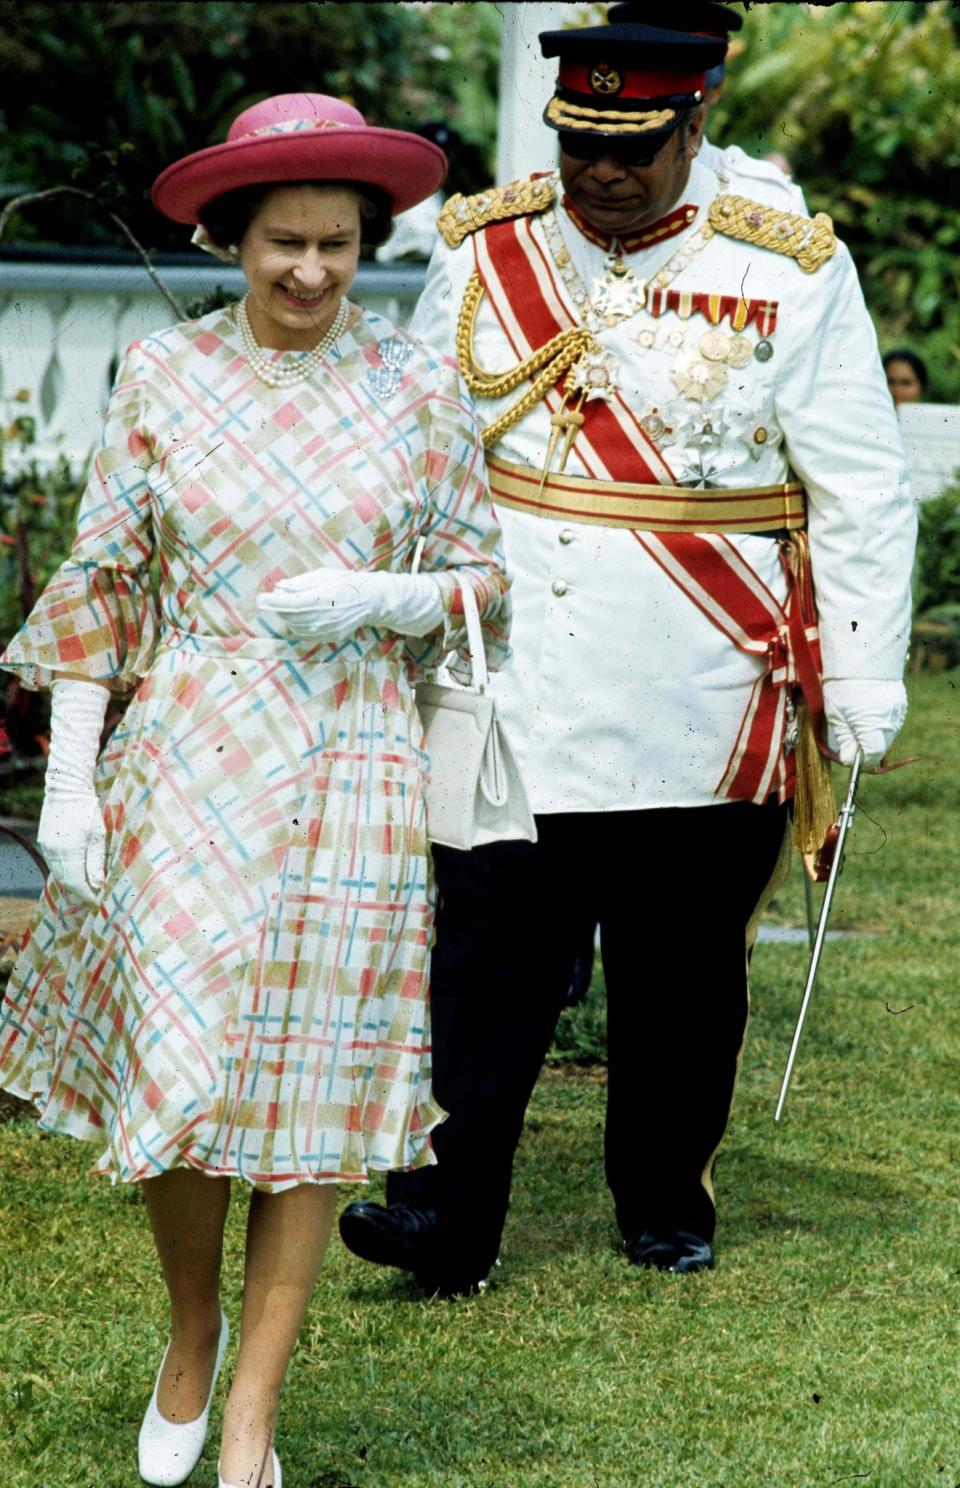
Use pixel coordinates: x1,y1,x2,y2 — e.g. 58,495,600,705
556,388,587,474
538,384,586,495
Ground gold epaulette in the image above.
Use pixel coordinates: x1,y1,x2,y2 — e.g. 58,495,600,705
707,194,836,274
438,175,557,249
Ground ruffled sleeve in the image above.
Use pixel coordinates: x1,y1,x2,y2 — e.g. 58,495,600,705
404,358,511,674
1,342,159,694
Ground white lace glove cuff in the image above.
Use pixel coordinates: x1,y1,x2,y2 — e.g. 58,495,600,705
822,678,907,767
38,679,109,904
257,569,445,641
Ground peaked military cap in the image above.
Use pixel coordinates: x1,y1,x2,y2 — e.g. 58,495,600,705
538,20,725,143
538,19,726,143
606,3,744,38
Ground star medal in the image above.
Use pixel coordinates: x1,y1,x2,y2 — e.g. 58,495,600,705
671,351,728,404
591,269,648,327
569,350,618,403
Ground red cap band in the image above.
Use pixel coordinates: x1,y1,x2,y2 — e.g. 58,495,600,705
558,61,705,99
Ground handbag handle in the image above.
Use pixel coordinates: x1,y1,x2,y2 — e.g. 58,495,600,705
410,536,489,694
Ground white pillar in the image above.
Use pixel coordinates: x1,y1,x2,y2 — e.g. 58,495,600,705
496,2,583,183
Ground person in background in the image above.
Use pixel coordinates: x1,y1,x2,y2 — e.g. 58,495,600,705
0,93,509,1488
339,12,915,1294
377,122,490,262
883,348,929,407
624,0,807,210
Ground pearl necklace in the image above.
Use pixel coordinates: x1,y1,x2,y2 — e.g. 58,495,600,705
235,293,349,389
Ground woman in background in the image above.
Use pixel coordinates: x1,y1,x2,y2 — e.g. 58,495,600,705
883,347,928,406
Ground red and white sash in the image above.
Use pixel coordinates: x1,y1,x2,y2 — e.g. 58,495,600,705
473,213,825,805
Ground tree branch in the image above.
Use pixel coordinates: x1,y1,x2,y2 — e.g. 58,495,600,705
0,185,187,320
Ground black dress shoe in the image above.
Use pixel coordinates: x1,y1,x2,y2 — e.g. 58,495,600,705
625,1229,715,1274
339,1200,437,1271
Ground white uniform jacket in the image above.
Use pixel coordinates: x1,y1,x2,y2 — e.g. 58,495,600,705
409,160,915,815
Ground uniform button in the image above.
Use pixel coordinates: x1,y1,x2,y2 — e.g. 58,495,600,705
558,527,575,545
552,579,568,597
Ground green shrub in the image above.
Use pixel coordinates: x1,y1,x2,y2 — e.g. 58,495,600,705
713,1,960,403
0,394,85,654
549,961,607,1066
914,484,960,615
0,394,85,765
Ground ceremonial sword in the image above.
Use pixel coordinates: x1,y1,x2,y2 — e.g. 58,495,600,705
774,748,864,1122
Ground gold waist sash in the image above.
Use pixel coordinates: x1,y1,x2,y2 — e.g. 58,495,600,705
487,455,806,534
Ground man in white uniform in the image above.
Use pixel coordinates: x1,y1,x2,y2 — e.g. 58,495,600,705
340,14,915,1292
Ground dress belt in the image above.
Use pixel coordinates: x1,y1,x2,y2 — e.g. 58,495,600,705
486,454,806,534
155,627,405,666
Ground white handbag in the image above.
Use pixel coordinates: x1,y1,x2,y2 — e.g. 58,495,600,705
412,551,537,852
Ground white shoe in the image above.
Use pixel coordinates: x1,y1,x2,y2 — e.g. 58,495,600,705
138,1310,229,1486
218,1447,282,1488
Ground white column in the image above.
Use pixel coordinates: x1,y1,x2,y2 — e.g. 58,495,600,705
496,2,584,183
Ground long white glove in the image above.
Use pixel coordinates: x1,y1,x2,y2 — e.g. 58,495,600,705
37,679,109,906
256,568,445,642
822,678,907,767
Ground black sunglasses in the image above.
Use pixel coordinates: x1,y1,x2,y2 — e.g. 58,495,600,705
558,117,684,168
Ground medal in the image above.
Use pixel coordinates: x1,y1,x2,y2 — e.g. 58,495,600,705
671,353,728,403
699,329,732,363
640,409,669,442
569,350,618,403
755,339,775,363
727,335,754,368
591,269,649,326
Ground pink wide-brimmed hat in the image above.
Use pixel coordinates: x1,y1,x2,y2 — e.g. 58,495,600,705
152,93,447,223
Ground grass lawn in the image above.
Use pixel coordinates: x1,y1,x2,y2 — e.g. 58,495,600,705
1,670,958,1488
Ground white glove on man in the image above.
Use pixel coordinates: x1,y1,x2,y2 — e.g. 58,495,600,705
822,678,907,767
37,678,109,906
256,568,445,643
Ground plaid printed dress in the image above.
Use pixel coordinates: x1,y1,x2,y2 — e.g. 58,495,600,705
0,306,510,1191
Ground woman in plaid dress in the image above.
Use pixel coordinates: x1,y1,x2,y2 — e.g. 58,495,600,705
0,95,509,1488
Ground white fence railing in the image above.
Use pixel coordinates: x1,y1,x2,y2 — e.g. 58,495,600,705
0,258,427,467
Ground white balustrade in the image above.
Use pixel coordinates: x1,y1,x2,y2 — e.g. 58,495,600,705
0,259,426,467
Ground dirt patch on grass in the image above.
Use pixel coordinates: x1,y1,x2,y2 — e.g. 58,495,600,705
0,1090,35,1124
541,1062,607,1084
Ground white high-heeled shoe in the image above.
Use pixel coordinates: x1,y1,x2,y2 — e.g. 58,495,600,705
138,1309,229,1486
218,1447,282,1488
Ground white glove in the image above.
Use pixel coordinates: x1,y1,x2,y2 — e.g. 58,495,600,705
37,679,109,906
822,678,907,767
257,568,445,642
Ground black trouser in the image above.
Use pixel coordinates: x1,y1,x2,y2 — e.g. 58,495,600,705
389,802,789,1284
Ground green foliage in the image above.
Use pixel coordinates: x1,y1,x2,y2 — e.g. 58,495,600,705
0,394,85,652
0,394,84,762
913,483,960,618
549,962,607,1065
713,1,960,402
0,2,500,253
